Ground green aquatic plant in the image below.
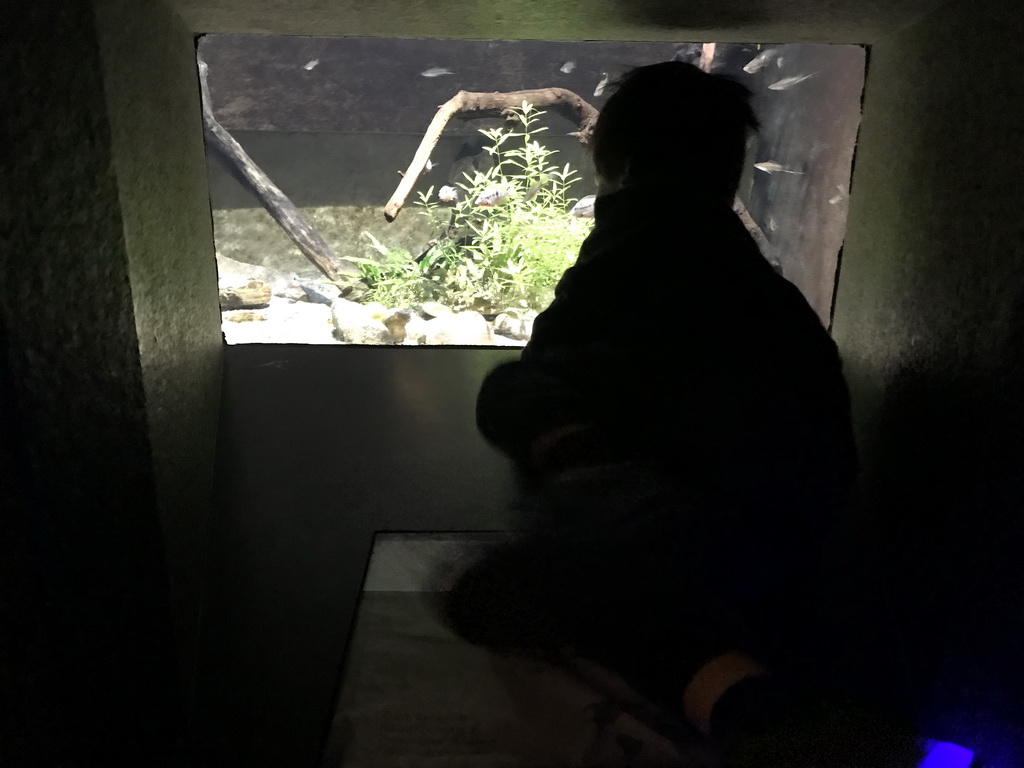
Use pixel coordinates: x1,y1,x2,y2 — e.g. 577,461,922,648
413,102,594,314
345,231,438,308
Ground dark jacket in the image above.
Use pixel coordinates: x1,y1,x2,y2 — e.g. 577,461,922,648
475,185,858,671
480,183,856,518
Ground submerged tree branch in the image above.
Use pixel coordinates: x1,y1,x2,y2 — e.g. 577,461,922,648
699,43,717,72
696,42,775,265
732,199,775,264
384,88,599,222
197,52,355,282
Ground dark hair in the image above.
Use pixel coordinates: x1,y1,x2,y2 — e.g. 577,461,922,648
591,61,759,197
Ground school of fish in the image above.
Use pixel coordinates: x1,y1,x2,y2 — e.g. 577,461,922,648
411,51,838,237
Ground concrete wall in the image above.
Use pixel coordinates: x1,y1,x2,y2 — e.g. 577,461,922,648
197,346,521,766
832,0,1024,755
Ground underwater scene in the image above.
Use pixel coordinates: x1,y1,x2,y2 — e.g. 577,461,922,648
199,37,865,346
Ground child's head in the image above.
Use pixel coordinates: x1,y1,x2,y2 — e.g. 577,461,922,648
590,61,759,200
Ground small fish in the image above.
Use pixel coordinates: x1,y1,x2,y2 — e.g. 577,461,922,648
560,60,576,74
475,187,512,207
742,48,779,73
438,185,459,203
303,59,319,71
768,217,778,231
768,73,816,90
594,73,610,97
522,176,548,203
421,67,454,78
258,360,289,369
754,161,803,174
569,194,596,218
829,194,844,205
776,56,785,68
425,158,436,172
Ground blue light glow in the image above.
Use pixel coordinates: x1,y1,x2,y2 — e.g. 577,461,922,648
919,740,974,768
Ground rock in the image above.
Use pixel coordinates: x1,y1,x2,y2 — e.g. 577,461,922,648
221,302,337,345
415,301,454,319
421,311,493,346
272,280,307,301
383,308,415,343
223,311,267,323
219,280,272,310
493,310,537,341
331,298,394,344
403,315,429,345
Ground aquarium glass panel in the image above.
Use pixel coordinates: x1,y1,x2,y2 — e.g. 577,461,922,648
199,36,865,346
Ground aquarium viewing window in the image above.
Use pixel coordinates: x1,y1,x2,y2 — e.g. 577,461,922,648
199,36,866,347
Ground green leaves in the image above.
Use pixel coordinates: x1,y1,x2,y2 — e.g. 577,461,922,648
364,105,594,314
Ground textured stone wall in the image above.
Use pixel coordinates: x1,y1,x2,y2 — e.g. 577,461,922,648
0,1,184,762
94,0,225,693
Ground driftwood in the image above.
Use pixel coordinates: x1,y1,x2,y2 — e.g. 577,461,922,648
732,200,774,260
699,43,717,72
384,88,599,222
387,53,772,265
196,52,355,282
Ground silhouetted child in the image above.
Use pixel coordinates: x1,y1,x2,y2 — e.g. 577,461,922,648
476,60,855,661
443,62,918,765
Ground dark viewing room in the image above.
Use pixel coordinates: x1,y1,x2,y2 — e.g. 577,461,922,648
3,1,1023,767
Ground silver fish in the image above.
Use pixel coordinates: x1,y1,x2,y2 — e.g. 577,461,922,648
569,194,596,218
302,59,319,71
754,161,803,174
776,56,785,68
594,73,610,97
768,73,816,90
425,158,436,172
421,67,454,77
768,217,778,231
742,48,779,73
475,187,511,207
438,185,459,203
828,194,844,205
560,60,576,74
522,177,547,203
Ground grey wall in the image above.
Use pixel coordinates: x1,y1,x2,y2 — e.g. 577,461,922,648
196,346,520,766
832,0,1024,755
